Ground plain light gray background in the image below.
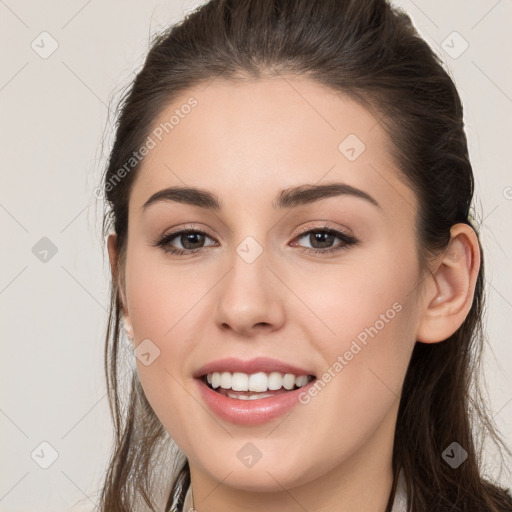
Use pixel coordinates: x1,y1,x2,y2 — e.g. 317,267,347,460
1,0,511,510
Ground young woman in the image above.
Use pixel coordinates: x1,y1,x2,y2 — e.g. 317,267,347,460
98,0,512,510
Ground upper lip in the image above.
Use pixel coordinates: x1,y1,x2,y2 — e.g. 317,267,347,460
193,357,316,378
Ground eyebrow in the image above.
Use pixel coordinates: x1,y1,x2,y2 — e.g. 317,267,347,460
141,182,381,212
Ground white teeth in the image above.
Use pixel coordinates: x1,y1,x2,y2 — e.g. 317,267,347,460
268,371,283,390
249,372,268,392
283,373,296,390
227,392,274,400
231,372,249,391
206,371,313,392
220,372,231,389
295,375,309,387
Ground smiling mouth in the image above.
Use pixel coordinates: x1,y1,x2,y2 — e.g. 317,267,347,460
200,371,316,400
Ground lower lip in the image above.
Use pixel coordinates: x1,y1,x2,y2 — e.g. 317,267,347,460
195,378,316,425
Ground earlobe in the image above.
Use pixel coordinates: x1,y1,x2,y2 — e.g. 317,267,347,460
122,315,135,341
107,232,124,303
416,223,481,343
107,232,118,278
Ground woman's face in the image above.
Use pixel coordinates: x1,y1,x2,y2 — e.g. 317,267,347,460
112,76,427,500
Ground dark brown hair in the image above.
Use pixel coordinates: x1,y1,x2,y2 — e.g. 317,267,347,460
98,0,512,510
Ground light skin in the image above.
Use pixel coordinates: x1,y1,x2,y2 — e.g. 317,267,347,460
107,76,480,512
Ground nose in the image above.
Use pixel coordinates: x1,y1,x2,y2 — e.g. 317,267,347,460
213,245,286,337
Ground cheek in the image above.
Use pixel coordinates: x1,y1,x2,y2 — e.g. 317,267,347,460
123,249,199,412
124,245,233,439
289,246,419,429
289,243,419,353
283,276,418,482
125,243,214,343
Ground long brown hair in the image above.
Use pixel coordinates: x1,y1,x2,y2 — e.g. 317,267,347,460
98,0,512,510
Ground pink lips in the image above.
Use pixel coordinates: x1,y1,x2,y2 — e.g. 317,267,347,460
193,356,316,378
195,377,316,425
193,357,317,425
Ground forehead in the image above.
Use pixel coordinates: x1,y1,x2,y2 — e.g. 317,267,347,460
129,76,416,217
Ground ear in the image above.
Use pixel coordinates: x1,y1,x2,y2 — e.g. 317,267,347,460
416,223,481,343
107,232,119,283
107,232,134,340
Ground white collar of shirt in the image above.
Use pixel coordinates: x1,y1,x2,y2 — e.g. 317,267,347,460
179,468,407,511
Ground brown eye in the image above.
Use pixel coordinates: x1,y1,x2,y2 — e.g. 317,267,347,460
299,230,338,249
177,231,208,250
154,229,217,255
292,228,358,255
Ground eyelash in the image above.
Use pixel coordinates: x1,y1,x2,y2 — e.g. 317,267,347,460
152,224,358,257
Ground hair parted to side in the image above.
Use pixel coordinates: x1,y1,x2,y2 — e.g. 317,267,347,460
98,0,512,510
